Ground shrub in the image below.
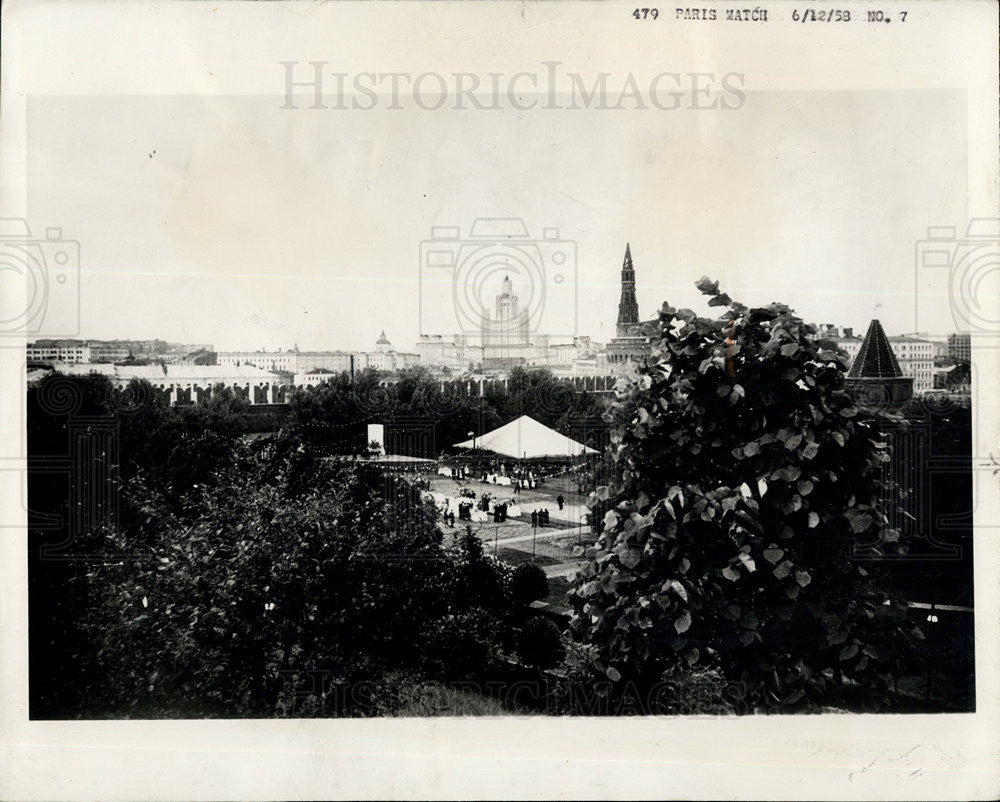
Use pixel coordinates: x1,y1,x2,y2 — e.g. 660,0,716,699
517,616,565,669
510,563,549,605
653,665,741,716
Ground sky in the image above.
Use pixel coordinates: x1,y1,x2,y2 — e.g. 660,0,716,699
26,88,968,352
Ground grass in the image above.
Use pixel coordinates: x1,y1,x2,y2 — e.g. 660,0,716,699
544,576,574,611
387,682,527,717
495,549,560,568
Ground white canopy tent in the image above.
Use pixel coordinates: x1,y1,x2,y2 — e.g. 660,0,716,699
453,415,599,460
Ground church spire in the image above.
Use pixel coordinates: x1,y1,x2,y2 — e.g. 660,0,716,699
616,243,640,337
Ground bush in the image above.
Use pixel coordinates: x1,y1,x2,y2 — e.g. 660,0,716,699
517,616,565,669
510,563,549,605
419,609,509,682
653,666,741,716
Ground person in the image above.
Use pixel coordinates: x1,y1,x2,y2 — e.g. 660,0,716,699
493,506,501,524
531,510,538,528
447,510,455,528
541,508,549,526
557,494,564,510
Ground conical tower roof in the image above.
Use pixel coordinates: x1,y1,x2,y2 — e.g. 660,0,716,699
848,319,903,378
616,242,640,337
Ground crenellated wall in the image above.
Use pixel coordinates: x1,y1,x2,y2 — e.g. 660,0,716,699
150,382,306,406
140,375,621,407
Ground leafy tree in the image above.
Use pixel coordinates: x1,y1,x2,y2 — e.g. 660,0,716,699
286,363,608,458
117,380,250,513
569,278,923,712
286,368,383,455
70,444,459,717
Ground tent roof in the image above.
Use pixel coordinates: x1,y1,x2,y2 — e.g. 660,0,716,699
454,415,599,459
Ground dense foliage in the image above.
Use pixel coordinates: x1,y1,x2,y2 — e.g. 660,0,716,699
27,376,525,718
569,279,925,712
27,374,253,715
286,365,606,455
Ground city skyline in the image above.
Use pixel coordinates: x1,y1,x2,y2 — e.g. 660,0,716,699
26,260,970,358
22,89,969,352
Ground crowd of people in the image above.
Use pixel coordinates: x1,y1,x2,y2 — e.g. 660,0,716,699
417,456,582,531
421,482,565,531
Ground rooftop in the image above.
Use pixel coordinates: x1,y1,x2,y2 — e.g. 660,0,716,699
848,319,904,379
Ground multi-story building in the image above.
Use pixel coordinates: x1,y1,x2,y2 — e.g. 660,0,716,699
296,351,356,374
88,343,131,363
415,334,485,373
524,336,604,375
28,339,214,365
26,341,91,363
220,334,420,378
360,331,421,373
817,325,864,364
481,275,532,370
888,335,935,394
217,349,300,373
293,368,340,387
948,332,971,362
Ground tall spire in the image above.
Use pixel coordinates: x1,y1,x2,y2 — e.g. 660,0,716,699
616,243,640,337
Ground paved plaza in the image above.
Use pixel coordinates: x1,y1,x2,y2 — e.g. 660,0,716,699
419,470,593,607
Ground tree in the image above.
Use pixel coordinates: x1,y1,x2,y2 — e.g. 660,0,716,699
69,444,457,717
568,278,923,712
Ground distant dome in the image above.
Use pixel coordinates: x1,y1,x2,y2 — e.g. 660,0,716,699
376,330,391,346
